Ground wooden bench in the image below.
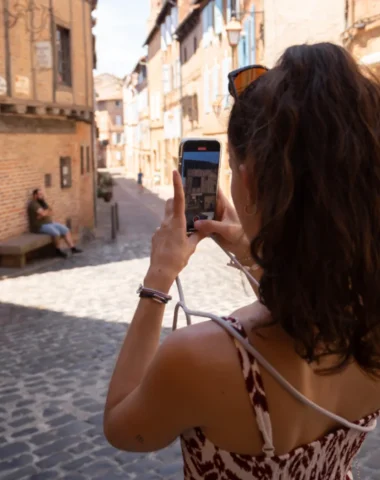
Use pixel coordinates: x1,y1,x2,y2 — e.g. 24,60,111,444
0,233,55,268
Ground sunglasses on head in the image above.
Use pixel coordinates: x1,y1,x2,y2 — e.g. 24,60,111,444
228,65,269,99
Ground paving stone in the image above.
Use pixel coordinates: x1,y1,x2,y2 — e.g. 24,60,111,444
68,441,94,455
12,427,39,438
87,413,104,426
54,420,92,437
80,459,119,476
9,416,35,428
0,454,34,472
48,414,76,427
11,408,33,417
62,455,95,471
36,451,72,469
0,394,23,404
34,436,77,457
30,431,57,446
0,441,30,459
29,471,59,480
16,399,35,408
2,466,38,480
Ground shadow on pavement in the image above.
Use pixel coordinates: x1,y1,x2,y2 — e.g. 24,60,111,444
0,301,181,479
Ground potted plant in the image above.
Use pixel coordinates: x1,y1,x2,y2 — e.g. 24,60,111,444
97,171,115,202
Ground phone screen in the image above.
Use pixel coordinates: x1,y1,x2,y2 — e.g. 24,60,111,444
180,140,221,232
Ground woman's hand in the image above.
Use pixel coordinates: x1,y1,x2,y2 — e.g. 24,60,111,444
146,171,202,289
194,190,250,260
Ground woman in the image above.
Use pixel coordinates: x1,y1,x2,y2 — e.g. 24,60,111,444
104,43,380,479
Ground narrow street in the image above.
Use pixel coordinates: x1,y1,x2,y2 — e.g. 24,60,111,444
0,178,378,479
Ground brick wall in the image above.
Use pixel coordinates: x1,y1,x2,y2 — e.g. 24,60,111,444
0,120,94,241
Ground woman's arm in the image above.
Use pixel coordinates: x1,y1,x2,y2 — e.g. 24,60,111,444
104,268,173,413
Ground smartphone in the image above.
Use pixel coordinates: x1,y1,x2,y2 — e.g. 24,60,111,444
178,139,221,233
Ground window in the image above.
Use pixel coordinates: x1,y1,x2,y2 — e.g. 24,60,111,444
183,46,188,63
116,151,123,161
86,146,90,172
115,115,122,126
80,146,84,175
162,64,172,94
60,157,72,188
192,177,201,188
115,133,122,144
44,174,52,188
115,100,121,107
56,26,72,87
194,36,198,53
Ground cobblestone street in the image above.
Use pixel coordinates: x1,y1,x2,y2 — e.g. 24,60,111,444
0,177,379,479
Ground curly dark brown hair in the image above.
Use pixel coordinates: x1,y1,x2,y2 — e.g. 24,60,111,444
228,43,380,376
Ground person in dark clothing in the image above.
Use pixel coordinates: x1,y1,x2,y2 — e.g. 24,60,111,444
28,189,82,258
137,170,144,193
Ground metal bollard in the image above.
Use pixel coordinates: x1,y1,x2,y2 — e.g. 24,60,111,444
111,204,116,241
115,202,119,232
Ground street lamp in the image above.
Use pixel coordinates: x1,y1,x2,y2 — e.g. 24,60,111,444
226,15,242,70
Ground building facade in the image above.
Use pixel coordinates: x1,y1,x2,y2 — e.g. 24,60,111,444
0,0,97,242
123,59,151,180
136,0,379,196
94,73,124,169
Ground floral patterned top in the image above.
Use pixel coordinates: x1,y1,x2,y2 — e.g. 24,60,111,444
181,318,379,480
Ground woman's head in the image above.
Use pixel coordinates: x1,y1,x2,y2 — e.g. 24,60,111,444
228,42,380,375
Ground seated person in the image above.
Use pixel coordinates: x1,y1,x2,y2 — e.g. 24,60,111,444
28,188,82,258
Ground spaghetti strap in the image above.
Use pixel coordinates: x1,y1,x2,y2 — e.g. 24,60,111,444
225,317,275,457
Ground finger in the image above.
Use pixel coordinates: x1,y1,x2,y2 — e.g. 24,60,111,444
172,170,185,217
215,189,229,218
165,198,174,217
193,219,228,236
188,231,203,249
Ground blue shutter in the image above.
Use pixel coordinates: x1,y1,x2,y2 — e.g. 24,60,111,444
166,16,172,45
202,7,209,47
208,2,214,30
214,0,223,35
171,6,178,32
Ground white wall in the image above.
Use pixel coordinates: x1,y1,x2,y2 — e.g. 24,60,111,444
263,0,346,67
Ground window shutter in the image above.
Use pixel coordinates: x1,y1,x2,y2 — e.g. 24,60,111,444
204,67,210,114
176,59,180,89
168,64,172,92
222,57,232,108
171,6,178,32
166,15,172,45
163,65,168,93
156,93,161,120
202,7,209,47
214,0,223,35
212,64,219,102
161,24,167,51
